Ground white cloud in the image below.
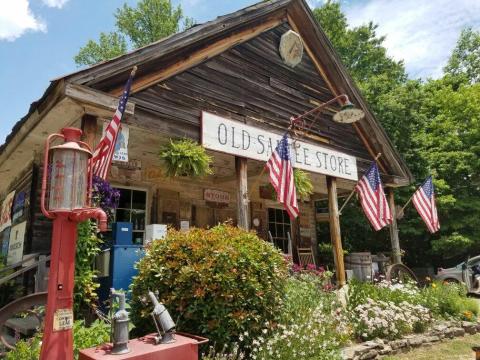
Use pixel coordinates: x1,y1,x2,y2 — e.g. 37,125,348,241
0,0,46,41
343,0,480,79
42,0,69,9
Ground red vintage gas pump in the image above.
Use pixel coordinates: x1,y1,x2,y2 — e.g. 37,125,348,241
39,127,107,360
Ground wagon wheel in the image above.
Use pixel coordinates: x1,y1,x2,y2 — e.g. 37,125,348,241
386,264,419,285
0,292,47,351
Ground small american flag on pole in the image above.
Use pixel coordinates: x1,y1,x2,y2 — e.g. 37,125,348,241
412,176,440,233
92,67,136,179
266,133,299,219
355,162,392,231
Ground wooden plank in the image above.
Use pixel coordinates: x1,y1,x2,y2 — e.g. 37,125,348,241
236,157,249,230
65,83,135,115
327,176,346,287
110,15,286,96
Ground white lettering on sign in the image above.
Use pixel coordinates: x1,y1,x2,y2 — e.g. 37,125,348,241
204,189,230,204
53,308,73,332
201,112,358,181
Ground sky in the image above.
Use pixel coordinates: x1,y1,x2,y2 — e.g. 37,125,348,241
1,0,479,144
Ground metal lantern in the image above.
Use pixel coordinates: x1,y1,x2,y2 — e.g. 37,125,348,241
48,128,91,211
332,100,365,124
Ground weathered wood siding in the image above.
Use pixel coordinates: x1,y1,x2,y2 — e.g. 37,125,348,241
130,23,372,172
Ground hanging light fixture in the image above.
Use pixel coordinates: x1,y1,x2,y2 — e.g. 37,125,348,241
290,94,365,132
332,99,365,124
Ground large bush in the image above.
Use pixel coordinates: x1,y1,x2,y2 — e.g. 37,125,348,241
130,224,288,349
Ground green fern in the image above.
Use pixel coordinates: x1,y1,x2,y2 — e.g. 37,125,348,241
159,139,213,177
293,169,314,200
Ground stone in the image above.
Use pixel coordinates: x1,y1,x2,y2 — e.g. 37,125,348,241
341,345,369,360
378,345,392,355
452,327,466,337
407,336,425,347
358,350,378,359
462,321,477,335
363,340,384,350
422,335,440,343
389,339,408,350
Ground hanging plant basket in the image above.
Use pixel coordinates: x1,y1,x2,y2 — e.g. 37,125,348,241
293,169,314,200
159,139,213,178
266,169,314,201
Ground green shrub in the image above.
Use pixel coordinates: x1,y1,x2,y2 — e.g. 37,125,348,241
5,320,109,360
420,282,479,320
130,224,288,349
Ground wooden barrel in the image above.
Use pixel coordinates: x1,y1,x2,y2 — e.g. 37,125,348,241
345,252,372,281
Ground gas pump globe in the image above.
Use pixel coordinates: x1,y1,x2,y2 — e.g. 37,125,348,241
39,127,107,360
47,128,91,211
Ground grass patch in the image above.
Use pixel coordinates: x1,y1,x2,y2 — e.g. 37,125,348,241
383,333,480,360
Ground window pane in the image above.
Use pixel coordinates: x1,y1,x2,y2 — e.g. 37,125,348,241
268,208,275,222
132,190,146,210
116,209,131,223
117,188,131,209
131,210,146,231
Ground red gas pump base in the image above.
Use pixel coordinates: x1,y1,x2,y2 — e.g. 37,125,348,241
79,333,208,360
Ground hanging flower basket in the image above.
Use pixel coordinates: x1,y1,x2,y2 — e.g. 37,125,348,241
159,139,213,178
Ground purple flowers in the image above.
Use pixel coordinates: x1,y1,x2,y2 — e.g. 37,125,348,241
92,176,120,217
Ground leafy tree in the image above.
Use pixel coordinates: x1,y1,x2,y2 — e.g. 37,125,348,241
74,32,127,67
75,0,193,66
444,28,480,84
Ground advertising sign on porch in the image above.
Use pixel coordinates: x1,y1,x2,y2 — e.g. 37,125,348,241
201,112,358,181
103,122,129,162
0,191,15,232
7,221,26,265
204,189,230,204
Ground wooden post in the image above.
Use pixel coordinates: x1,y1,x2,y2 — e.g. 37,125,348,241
327,176,346,287
235,157,249,230
80,114,98,149
388,188,402,264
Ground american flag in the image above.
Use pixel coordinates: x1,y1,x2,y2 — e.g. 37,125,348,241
355,162,392,231
266,134,299,219
92,67,136,179
412,176,440,233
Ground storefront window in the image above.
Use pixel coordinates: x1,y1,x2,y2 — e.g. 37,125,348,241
109,187,147,244
267,208,291,253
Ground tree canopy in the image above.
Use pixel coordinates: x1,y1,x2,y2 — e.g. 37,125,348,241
74,0,193,66
314,1,480,268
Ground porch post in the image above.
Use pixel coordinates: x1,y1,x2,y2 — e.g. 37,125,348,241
388,188,402,264
235,157,249,230
80,114,98,149
327,176,346,287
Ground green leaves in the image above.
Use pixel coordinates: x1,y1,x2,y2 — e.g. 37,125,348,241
75,0,194,66
129,224,288,351
292,169,314,200
159,139,213,177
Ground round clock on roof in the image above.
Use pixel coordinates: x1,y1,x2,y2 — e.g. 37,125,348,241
279,30,304,68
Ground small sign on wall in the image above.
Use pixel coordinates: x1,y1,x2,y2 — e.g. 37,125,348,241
204,189,230,204
0,191,15,232
7,221,26,265
103,122,129,162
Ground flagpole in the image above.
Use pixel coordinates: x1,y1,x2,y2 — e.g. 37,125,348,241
338,153,382,215
400,194,414,214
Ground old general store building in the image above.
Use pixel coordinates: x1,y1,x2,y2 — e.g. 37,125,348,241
0,0,411,281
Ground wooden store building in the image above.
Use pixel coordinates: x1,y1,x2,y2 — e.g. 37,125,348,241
0,0,412,284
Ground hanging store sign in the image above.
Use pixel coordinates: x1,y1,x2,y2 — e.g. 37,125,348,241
201,112,358,181
204,189,230,204
0,191,15,232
